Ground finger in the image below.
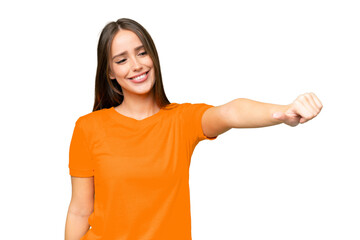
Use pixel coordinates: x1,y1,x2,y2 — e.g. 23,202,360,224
298,93,318,118
293,99,315,123
304,93,320,115
273,112,281,118
310,92,323,110
299,117,307,124
274,111,300,126
286,114,301,127
273,112,286,121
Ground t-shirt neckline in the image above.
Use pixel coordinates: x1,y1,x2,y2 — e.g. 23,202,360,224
109,106,165,125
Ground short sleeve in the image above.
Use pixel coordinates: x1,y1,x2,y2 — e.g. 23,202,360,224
182,103,218,142
68,117,94,177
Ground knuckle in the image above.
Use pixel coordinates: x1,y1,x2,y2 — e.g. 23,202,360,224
305,113,313,119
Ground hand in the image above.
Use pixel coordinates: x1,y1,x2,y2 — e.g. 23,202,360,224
272,92,323,127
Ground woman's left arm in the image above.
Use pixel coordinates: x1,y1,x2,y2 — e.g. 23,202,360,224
201,93,323,138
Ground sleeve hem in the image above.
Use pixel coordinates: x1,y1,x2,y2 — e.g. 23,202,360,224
69,168,94,177
198,105,218,141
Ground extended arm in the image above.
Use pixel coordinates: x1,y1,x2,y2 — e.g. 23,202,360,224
201,93,323,138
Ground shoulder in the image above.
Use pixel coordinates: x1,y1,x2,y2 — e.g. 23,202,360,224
163,103,192,115
177,102,214,112
168,102,214,122
75,107,110,129
170,102,198,110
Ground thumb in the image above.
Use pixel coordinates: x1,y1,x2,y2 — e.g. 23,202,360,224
272,112,287,122
273,110,300,127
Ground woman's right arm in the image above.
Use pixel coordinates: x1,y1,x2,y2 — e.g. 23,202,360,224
65,176,95,240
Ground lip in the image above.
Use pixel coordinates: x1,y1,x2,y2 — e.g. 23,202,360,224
129,71,149,83
128,71,149,79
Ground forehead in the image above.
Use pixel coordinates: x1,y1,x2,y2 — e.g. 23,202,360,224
111,30,142,54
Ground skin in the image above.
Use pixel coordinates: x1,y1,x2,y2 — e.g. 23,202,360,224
109,29,160,120
201,93,323,138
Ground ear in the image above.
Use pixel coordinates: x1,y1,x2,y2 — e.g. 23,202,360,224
109,69,115,80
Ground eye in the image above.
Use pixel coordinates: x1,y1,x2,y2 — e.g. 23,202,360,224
115,52,147,64
115,59,126,64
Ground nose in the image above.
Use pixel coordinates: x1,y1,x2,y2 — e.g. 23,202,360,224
131,57,142,72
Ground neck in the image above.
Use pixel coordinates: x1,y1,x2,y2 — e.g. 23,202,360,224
116,91,160,119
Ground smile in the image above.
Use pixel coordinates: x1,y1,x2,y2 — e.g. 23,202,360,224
129,71,149,83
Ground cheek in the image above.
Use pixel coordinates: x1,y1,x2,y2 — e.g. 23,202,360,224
144,56,154,67
112,66,129,79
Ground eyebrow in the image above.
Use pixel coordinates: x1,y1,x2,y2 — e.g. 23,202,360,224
112,45,145,60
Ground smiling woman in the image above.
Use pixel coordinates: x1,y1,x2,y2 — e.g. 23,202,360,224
92,18,171,113
65,17,322,240
66,18,220,240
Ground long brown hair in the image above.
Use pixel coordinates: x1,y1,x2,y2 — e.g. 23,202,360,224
92,18,171,112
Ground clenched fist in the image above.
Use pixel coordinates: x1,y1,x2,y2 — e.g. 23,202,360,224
272,92,323,127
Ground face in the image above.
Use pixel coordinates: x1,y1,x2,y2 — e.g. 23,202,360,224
109,30,155,97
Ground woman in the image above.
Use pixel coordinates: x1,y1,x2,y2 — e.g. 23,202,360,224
65,18,323,239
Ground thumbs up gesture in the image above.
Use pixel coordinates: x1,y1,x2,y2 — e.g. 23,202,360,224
272,93,323,127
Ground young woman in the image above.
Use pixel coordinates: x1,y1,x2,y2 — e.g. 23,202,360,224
65,18,323,240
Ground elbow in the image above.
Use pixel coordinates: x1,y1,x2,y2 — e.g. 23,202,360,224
68,202,94,217
226,98,248,128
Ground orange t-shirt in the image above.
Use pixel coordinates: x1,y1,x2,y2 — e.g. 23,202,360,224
68,102,218,239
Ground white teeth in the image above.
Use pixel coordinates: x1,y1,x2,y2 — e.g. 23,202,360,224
131,72,147,80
